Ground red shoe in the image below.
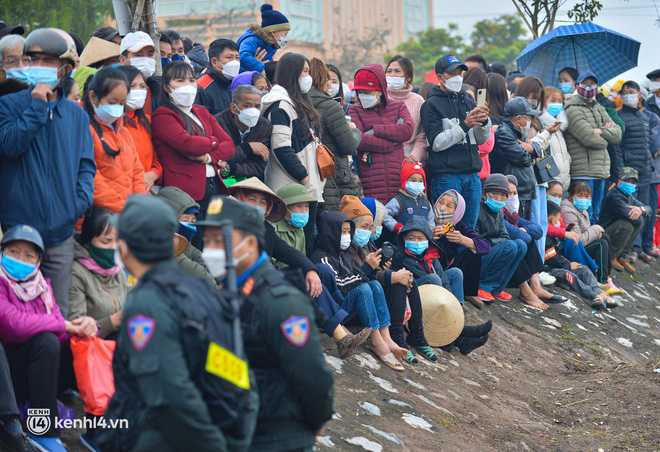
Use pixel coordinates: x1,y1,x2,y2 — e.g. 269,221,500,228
477,289,495,303
491,291,512,302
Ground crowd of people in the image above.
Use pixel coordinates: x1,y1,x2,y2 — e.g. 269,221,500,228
0,4,659,451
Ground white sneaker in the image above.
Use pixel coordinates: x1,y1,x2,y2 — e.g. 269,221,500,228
539,271,556,286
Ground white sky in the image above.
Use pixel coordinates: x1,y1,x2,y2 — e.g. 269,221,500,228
432,0,659,86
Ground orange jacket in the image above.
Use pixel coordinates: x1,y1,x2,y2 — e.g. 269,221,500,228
124,111,162,180
90,117,146,213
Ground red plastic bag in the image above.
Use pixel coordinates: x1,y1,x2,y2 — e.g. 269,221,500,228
70,337,116,415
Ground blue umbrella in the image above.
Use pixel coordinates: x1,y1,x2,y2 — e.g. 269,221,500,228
516,22,640,88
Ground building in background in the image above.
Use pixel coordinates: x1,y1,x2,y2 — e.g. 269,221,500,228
155,0,433,75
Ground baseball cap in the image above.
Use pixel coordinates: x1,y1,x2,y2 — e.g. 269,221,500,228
435,55,468,75
120,31,155,54
646,69,660,80
0,21,24,39
504,97,541,117
577,71,598,85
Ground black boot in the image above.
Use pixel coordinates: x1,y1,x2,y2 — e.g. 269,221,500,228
461,320,492,338
457,334,489,355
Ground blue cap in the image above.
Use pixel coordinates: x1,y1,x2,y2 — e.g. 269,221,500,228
577,71,598,85
1,224,45,253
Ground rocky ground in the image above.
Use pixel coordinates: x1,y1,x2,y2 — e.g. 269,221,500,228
5,261,660,452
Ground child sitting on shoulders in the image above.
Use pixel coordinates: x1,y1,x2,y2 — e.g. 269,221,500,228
384,160,434,235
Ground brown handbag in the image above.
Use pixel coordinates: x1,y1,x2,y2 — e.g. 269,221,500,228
312,129,336,180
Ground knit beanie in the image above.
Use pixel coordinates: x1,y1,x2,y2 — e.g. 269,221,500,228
339,195,373,220
400,160,426,190
261,4,290,33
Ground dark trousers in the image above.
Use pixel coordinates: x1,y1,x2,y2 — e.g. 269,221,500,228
0,343,18,418
304,202,319,256
448,248,483,297
606,219,642,259
6,333,61,437
633,178,657,253
192,176,222,250
385,281,422,325
314,264,350,336
40,236,75,318
519,199,532,221
508,239,545,287
584,234,611,283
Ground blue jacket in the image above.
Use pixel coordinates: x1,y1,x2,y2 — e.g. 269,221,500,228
237,25,278,73
0,88,95,247
503,210,543,245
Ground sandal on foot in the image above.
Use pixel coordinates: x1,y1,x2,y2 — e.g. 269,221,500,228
628,252,638,264
404,350,419,365
379,352,405,371
411,345,438,363
591,297,606,309
639,252,654,263
605,297,619,308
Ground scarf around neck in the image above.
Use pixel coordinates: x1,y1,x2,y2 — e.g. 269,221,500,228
0,264,54,313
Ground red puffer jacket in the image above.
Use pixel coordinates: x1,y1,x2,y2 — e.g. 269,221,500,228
348,64,414,203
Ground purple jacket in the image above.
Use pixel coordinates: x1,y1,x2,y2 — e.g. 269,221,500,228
348,64,414,203
0,277,68,347
437,220,491,268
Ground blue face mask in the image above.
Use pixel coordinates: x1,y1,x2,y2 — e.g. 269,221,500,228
572,198,592,211
172,54,185,62
405,240,428,255
287,212,309,229
178,222,197,243
26,66,61,87
95,103,124,126
161,57,171,69
619,182,637,195
559,83,573,94
548,196,562,207
546,103,563,117
405,181,425,197
485,196,506,213
353,228,372,247
372,226,383,241
1,253,38,281
5,67,31,84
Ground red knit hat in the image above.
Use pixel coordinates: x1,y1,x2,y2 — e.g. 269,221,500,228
353,69,382,91
400,160,426,191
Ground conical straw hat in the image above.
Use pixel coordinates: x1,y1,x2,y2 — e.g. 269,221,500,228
80,37,120,67
417,284,464,347
227,177,288,223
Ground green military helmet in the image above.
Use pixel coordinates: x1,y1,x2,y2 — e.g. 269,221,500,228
276,183,317,206
619,167,639,182
197,196,265,239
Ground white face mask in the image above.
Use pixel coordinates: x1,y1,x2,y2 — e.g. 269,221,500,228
528,98,539,109
358,93,379,109
125,89,147,110
622,93,639,108
277,36,288,48
299,75,312,94
328,83,340,98
386,76,406,90
340,233,352,251
170,85,198,108
505,194,520,215
443,74,463,93
201,248,227,279
130,57,156,79
221,60,240,80
518,116,531,135
237,106,260,127
649,81,660,93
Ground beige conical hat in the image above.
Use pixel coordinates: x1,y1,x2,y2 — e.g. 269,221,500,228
79,37,120,67
227,177,288,223
417,284,464,347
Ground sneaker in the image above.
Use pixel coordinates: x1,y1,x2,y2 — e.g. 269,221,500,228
337,327,371,359
491,291,512,302
0,417,35,452
477,289,495,303
27,436,67,452
606,278,624,295
539,271,556,286
79,434,100,452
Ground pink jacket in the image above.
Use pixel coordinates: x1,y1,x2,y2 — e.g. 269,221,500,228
349,64,414,202
0,277,67,347
478,128,495,180
387,86,428,163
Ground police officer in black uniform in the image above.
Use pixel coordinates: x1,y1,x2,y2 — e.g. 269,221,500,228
97,195,257,452
198,196,334,452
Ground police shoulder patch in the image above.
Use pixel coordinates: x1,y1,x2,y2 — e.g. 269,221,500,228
407,207,414,214
280,315,309,347
127,314,156,351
